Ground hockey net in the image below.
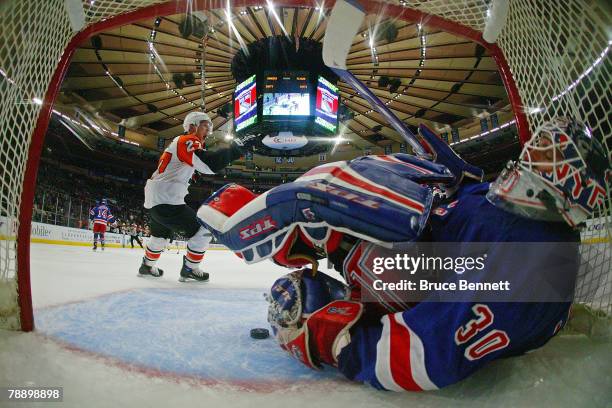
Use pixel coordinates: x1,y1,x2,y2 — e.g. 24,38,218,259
0,0,610,331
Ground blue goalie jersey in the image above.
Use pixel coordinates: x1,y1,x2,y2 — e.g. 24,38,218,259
337,182,580,391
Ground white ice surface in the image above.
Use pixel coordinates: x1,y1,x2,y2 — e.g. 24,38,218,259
0,244,610,408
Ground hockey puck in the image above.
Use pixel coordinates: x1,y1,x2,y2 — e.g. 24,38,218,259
250,328,270,339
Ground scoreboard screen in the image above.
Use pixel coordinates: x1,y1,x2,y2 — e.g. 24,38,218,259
232,71,339,140
263,71,311,117
234,75,258,132
314,76,339,133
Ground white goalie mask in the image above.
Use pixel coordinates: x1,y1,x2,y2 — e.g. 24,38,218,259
488,118,609,227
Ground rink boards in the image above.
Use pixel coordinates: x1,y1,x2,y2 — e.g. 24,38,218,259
0,216,608,249
0,216,228,250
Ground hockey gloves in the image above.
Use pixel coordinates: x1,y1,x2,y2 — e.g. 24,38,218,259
266,269,363,369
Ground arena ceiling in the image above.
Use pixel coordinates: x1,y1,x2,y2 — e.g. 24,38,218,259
58,5,511,147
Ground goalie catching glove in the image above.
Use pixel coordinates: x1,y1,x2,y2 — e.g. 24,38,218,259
266,269,363,369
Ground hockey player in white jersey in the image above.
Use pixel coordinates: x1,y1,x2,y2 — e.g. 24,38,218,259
138,111,249,281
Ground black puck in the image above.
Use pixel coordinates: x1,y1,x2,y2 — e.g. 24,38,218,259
250,328,270,339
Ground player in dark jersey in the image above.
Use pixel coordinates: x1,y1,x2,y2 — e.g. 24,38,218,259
89,199,116,251
197,118,608,390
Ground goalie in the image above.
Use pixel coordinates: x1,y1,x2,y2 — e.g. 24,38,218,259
196,118,608,390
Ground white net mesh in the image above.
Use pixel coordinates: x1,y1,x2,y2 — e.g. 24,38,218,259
0,0,610,330
399,0,489,31
0,0,74,329
498,0,611,313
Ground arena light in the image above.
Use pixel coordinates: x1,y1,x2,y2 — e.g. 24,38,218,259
316,1,325,23
0,68,15,85
331,123,350,155
147,24,198,109
551,41,610,102
450,119,517,146
224,8,250,54
265,0,289,36
526,106,543,114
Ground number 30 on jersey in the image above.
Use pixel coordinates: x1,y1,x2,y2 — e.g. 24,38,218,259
454,304,510,361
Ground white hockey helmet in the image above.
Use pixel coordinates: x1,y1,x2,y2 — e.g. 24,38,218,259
183,111,213,133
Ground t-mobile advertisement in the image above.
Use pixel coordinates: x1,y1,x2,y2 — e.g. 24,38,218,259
234,75,258,132
314,76,339,133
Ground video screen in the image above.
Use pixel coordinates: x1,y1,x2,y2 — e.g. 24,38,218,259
263,93,310,116
263,71,310,117
234,75,257,132
314,76,339,133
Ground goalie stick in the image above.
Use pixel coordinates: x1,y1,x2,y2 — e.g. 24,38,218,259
322,0,427,157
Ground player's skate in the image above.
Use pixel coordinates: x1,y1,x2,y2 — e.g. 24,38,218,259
138,257,164,278
92,242,97,251
179,256,209,282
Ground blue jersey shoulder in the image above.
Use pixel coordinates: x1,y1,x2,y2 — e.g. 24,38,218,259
90,204,114,222
430,182,579,243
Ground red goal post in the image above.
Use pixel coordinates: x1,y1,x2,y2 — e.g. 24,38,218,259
0,0,609,331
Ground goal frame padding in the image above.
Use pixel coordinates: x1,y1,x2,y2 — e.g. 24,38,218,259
16,0,530,331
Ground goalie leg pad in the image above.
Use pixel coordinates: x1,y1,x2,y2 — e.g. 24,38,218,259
207,183,258,216
197,183,258,250
198,156,438,265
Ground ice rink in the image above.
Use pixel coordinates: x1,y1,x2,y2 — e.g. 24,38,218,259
0,244,610,407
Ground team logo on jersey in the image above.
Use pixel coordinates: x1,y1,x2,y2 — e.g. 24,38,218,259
239,216,277,240
302,208,316,221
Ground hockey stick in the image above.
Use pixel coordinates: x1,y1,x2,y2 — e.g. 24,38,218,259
322,0,427,157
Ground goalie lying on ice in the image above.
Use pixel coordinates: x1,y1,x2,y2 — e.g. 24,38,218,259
196,119,608,391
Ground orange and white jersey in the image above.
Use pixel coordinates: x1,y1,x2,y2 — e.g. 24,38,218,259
144,134,214,208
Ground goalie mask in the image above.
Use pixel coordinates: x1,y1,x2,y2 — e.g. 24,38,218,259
488,118,609,227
